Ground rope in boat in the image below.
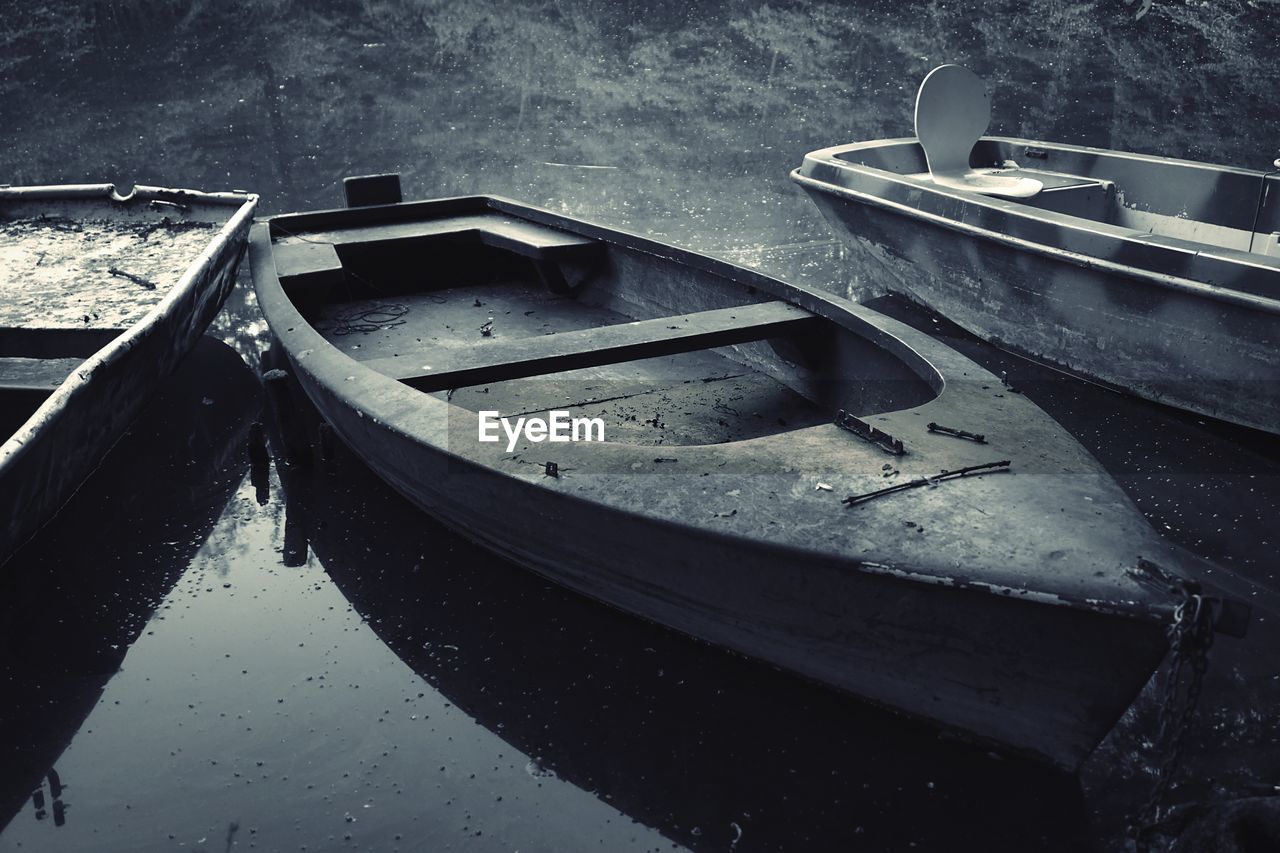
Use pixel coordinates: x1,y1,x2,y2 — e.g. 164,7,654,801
318,303,409,336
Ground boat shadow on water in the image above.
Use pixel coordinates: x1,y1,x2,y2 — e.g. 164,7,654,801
0,337,259,832
265,365,1097,852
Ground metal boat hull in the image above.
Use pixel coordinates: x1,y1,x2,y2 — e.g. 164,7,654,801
793,137,1280,434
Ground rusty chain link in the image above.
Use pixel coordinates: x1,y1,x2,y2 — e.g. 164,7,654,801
1130,586,1215,852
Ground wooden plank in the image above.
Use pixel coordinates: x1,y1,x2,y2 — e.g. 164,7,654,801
277,213,599,261
361,301,819,392
0,356,81,393
272,240,345,287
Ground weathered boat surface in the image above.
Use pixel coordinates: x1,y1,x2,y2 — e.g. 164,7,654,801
792,137,1280,434
251,189,1243,769
0,184,257,565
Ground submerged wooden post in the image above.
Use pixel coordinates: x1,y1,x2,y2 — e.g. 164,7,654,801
262,368,312,466
247,420,271,505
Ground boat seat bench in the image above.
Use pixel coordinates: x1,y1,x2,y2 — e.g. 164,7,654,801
0,356,82,394
361,301,820,392
993,167,1114,218
271,214,602,291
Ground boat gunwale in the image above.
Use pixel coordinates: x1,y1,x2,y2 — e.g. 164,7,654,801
267,193,951,399
793,137,1280,316
251,198,1183,627
0,184,259,469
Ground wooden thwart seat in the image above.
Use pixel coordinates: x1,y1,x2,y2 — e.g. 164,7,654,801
271,213,603,293
362,301,820,392
274,213,599,274
0,356,82,394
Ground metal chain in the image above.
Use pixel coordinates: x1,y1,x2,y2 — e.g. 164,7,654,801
1131,589,1215,852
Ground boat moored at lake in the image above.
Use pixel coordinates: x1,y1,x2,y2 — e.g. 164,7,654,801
250,179,1248,769
792,65,1280,435
0,183,257,565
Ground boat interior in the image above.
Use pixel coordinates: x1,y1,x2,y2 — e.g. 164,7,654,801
270,207,939,447
836,138,1280,256
0,196,226,444
0,328,117,440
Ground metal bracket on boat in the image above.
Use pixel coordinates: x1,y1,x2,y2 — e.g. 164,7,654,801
1127,558,1251,638
926,422,987,443
834,410,905,455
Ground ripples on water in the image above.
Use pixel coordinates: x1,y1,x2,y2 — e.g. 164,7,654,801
1,1,1278,850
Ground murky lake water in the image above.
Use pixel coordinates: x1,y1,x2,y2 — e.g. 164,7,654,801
2,2,1278,850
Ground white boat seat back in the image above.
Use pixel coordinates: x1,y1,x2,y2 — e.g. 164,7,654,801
914,65,1043,199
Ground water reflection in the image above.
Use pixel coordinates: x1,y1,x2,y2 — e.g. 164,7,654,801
0,337,258,831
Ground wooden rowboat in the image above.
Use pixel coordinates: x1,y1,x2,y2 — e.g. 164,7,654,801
0,184,257,565
250,180,1246,769
792,137,1280,434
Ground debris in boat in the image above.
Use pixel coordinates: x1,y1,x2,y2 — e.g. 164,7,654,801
843,460,1012,507
927,422,988,443
0,215,215,328
815,482,833,491
835,410,905,455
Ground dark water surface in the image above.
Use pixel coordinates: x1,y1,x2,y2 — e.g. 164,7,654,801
2,2,1279,850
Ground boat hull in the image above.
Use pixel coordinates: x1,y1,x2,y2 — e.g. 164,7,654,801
293,362,1167,770
0,185,257,565
246,193,1187,770
793,138,1280,434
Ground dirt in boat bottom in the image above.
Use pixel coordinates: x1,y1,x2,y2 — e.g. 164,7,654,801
0,216,216,329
